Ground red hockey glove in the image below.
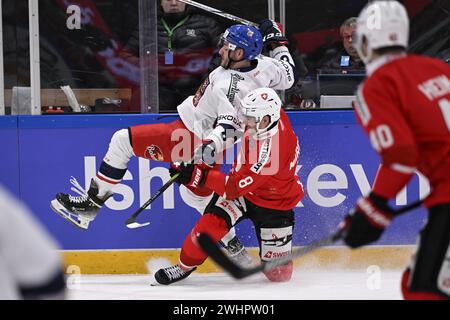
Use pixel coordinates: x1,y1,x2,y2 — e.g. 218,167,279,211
169,162,207,189
259,19,289,48
341,193,394,248
193,141,216,169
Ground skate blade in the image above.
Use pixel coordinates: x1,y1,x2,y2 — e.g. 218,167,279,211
50,199,89,231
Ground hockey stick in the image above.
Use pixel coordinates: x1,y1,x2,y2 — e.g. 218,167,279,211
198,199,424,279
177,0,258,27
125,172,180,229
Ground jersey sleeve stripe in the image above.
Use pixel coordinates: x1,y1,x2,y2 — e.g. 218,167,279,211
390,163,416,174
355,85,372,126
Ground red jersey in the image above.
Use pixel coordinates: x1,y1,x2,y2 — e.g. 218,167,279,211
354,53,450,208
204,109,304,210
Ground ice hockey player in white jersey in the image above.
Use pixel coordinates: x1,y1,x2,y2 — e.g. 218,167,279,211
178,21,297,158
0,185,66,299
51,20,297,267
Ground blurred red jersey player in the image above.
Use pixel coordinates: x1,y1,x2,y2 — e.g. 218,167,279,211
340,1,450,300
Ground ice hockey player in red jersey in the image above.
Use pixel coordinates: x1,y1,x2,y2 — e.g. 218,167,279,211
154,87,304,285
50,21,297,266
340,1,450,300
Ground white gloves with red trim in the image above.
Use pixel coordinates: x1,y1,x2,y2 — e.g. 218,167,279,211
341,193,394,248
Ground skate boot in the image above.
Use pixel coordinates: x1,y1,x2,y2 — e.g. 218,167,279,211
223,236,254,268
50,177,111,230
154,264,197,285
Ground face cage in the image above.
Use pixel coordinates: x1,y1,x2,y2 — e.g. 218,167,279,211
238,107,276,136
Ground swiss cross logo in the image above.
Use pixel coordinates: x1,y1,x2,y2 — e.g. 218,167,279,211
261,93,268,100
264,251,272,259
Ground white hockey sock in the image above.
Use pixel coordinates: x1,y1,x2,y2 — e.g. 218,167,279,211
94,176,115,199
220,228,237,246
95,129,135,198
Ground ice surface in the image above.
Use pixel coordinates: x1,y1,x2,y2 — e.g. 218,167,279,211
67,268,403,300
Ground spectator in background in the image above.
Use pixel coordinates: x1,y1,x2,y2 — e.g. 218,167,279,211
122,0,222,112
318,17,365,74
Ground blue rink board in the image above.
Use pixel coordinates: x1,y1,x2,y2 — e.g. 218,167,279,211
0,111,427,250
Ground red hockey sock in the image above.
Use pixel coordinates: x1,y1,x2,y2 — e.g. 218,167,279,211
180,213,229,268
401,269,448,300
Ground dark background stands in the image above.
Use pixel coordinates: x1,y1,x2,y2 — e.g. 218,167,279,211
122,1,222,112
317,17,365,75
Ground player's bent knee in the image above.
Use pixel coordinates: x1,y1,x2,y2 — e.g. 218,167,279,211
110,129,134,157
179,185,214,214
180,213,229,267
111,129,130,146
263,261,293,282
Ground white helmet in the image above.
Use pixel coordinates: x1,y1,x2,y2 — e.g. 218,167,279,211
355,1,409,64
239,87,281,136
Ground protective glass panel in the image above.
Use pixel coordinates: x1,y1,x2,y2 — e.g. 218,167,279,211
1,0,157,114
36,0,147,114
152,0,266,113
282,0,449,110
1,0,447,114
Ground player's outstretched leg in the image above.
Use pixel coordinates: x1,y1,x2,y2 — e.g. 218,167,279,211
154,213,228,285
51,129,133,230
50,177,112,230
181,186,254,267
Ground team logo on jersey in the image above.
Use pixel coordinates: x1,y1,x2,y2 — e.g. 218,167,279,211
193,78,210,107
227,74,245,105
261,93,268,100
145,145,164,161
355,86,372,125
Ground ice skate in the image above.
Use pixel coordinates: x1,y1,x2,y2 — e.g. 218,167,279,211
154,264,197,285
223,236,254,268
50,177,111,230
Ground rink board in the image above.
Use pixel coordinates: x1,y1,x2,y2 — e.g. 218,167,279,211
0,111,426,272
62,246,415,274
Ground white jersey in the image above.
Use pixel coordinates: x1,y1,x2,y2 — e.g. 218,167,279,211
0,186,64,299
177,46,296,151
